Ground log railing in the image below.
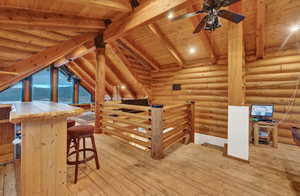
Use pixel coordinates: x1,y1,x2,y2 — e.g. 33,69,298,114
101,101,195,159
102,102,152,151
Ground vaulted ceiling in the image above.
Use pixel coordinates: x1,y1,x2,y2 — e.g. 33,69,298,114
0,0,299,97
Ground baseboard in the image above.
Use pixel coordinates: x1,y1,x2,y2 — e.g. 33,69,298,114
194,133,227,147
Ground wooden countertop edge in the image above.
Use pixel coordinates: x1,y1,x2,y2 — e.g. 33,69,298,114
0,104,12,108
9,107,84,124
2,102,86,124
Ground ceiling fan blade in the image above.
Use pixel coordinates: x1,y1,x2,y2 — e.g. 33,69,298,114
218,10,245,23
220,0,241,7
171,10,205,21
193,16,208,34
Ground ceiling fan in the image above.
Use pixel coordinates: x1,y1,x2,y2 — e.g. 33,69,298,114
171,0,245,33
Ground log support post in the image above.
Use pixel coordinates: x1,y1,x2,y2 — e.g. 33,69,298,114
151,105,164,160
51,65,58,102
95,33,106,133
226,2,250,162
228,3,245,106
22,76,32,102
187,101,195,143
73,79,79,104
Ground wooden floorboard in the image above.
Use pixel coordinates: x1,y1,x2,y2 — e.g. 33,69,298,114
0,134,300,196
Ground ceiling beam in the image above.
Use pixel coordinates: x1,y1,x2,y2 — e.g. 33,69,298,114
17,30,70,42
75,56,97,78
105,56,133,98
0,32,97,91
0,60,15,68
67,64,95,95
256,0,266,59
68,61,95,86
0,8,105,32
53,31,81,37
0,46,33,61
74,58,114,96
0,29,59,48
116,41,151,70
104,0,190,42
68,61,113,96
64,0,131,12
109,43,149,98
53,46,96,67
111,42,142,80
0,37,44,53
147,23,184,68
119,38,160,71
188,3,217,63
78,55,127,97
106,45,142,98
0,71,19,76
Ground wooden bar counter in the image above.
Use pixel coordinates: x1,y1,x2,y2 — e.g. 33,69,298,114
7,101,84,196
0,104,14,163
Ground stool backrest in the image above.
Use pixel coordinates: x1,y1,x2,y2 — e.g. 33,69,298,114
291,127,300,146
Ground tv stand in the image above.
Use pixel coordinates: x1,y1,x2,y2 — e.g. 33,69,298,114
252,121,278,148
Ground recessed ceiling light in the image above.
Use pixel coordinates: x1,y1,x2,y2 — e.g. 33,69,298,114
121,85,126,90
290,25,300,32
189,47,196,54
167,12,174,20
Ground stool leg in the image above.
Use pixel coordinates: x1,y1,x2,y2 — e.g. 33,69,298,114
67,136,71,157
83,137,86,160
90,135,100,170
74,137,80,184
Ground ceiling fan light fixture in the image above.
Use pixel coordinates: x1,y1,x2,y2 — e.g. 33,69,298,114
167,12,174,20
290,25,300,32
189,47,197,54
171,0,244,33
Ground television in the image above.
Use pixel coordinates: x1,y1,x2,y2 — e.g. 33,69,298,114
251,105,274,118
121,99,149,106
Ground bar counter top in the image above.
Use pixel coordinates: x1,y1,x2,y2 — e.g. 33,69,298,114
0,101,84,123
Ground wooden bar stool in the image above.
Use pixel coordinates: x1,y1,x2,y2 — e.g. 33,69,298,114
67,125,100,184
67,119,76,128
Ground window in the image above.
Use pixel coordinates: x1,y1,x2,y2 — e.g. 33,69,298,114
32,68,51,101
78,84,92,104
0,82,23,102
58,70,73,104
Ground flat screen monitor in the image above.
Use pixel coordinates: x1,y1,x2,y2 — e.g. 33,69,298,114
251,105,274,117
121,99,149,106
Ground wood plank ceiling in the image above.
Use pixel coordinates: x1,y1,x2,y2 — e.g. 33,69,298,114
0,0,300,98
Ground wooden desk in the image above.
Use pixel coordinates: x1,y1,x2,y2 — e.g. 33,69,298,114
253,121,278,148
7,101,84,196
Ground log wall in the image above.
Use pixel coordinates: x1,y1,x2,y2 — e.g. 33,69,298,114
245,55,300,144
151,64,228,139
151,55,300,144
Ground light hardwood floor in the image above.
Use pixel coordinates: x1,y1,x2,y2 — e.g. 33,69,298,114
1,134,300,196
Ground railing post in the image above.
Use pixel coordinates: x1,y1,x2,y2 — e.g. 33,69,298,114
187,101,195,143
151,105,164,160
